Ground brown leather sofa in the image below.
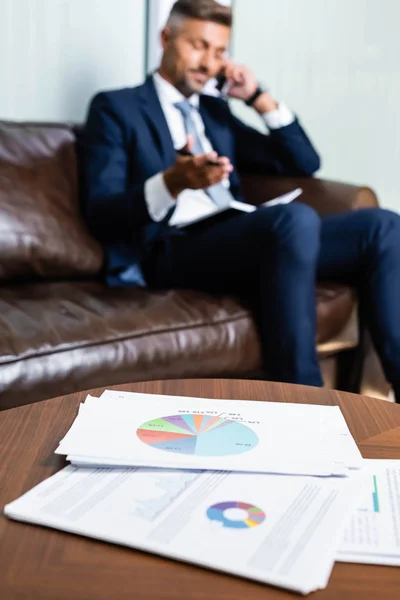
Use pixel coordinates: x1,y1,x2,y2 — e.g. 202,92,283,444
0,121,385,411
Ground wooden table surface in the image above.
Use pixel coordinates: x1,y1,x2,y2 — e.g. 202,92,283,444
1,379,400,600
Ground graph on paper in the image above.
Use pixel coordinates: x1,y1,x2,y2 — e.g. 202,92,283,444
207,501,266,529
133,470,201,521
359,475,380,513
136,414,258,457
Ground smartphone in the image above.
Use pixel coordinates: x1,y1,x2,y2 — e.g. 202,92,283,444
216,69,232,99
177,148,220,166
216,71,228,93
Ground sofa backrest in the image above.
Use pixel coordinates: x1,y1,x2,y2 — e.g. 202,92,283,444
0,121,103,283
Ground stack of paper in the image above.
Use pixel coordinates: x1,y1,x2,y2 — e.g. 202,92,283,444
5,390,399,595
5,463,366,595
56,390,363,476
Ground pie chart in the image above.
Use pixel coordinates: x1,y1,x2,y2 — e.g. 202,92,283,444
136,414,258,456
207,501,266,529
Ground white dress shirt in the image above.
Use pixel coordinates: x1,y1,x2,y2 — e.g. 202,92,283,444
144,72,295,223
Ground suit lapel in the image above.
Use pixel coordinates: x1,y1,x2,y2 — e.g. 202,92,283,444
137,79,233,170
138,76,177,168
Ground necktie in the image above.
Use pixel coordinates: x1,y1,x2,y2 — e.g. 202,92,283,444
174,100,233,208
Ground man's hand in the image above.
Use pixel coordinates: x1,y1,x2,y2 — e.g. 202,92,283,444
163,137,233,199
224,61,258,101
223,61,278,114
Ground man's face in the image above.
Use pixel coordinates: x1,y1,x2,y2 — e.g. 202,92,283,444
161,18,231,96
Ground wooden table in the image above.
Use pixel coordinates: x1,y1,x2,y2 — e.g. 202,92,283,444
1,379,400,599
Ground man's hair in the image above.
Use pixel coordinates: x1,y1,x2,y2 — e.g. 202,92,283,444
167,0,233,29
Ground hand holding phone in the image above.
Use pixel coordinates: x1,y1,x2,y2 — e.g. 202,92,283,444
215,61,259,102
178,147,220,167
163,137,233,198
177,135,222,166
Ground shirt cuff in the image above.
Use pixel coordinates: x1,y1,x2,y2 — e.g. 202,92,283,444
262,102,295,130
144,172,176,222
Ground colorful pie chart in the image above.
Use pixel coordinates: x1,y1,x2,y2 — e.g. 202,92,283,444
136,414,258,456
207,501,266,529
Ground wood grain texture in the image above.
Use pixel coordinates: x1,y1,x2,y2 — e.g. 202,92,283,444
1,379,400,599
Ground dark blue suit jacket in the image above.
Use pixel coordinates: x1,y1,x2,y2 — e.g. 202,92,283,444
82,76,320,287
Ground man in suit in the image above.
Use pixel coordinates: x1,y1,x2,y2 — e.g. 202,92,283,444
83,0,400,401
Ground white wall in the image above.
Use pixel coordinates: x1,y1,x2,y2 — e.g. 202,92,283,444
147,0,176,72
0,0,146,122
232,0,400,212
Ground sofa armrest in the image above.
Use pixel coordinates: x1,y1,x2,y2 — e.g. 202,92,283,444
240,175,379,216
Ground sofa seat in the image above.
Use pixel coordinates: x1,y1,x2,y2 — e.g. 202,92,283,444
0,281,355,410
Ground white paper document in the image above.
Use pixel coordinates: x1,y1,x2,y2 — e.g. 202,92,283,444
261,188,303,207
337,459,400,566
56,391,362,476
4,466,366,595
170,188,303,228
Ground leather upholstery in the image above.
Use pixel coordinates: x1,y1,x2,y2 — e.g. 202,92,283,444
241,174,379,215
0,120,382,409
0,122,103,281
0,281,354,410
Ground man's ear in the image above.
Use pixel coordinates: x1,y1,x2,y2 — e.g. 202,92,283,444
160,26,173,51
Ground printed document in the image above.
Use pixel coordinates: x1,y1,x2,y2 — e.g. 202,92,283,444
55,391,363,476
4,466,365,595
170,188,303,228
337,459,400,566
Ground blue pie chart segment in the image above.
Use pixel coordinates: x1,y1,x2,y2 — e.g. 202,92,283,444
151,435,198,455
194,421,258,456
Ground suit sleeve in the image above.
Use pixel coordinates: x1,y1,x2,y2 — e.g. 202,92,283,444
228,107,321,177
82,92,152,244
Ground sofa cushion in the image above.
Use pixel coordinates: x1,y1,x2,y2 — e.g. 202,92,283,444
0,122,103,282
0,281,355,410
